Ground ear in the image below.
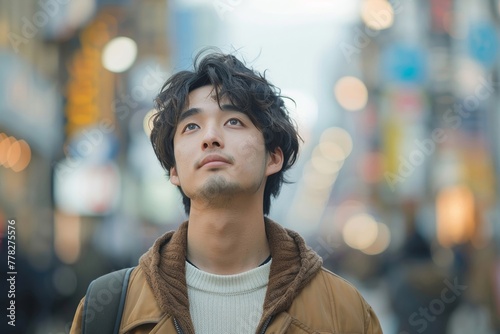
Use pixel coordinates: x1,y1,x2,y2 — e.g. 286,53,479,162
170,166,180,186
265,147,284,177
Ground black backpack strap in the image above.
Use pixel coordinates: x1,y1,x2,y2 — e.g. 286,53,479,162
82,267,135,334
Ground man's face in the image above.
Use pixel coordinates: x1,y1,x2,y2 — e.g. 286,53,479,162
170,85,283,207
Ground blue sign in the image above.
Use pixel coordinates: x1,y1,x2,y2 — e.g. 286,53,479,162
381,44,427,84
468,22,498,68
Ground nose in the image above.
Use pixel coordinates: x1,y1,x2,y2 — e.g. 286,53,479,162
202,126,223,150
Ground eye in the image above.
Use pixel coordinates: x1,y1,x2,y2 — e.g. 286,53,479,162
183,123,199,132
226,118,242,126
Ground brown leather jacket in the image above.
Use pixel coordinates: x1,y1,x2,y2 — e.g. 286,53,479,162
70,219,383,334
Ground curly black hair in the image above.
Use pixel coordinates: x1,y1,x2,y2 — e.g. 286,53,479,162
150,49,300,215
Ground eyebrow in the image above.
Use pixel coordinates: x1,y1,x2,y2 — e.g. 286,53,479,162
178,104,244,123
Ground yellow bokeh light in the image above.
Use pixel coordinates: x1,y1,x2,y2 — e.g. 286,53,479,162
311,154,343,175
436,185,475,248
334,76,368,111
362,223,391,255
318,142,347,162
342,213,379,250
6,140,21,168
11,140,31,172
0,136,32,172
143,109,157,137
0,136,15,166
361,0,394,31
331,200,366,231
0,133,7,161
320,127,353,156
303,162,336,190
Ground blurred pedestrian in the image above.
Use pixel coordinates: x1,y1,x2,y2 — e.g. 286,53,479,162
387,200,461,334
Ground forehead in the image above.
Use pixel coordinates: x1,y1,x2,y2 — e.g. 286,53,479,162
185,85,225,108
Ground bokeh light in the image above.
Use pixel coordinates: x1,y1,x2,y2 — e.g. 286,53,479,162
320,127,353,157
5,139,21,168
102,36,138,73
311,152,343,175
437,185,476,248
342,213,379,250
143,109,157,137
0,135,31,171
0,135,15,166
318,142,348,162
361,0,394,31
11,140,31,172
334,76,369,111
303,162,337,190
361,222,391,255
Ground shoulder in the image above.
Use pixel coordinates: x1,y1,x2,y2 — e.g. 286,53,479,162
69,267,162,334
287,267,382,333
295,267,370,312
120,266,165,332
317,267,369,303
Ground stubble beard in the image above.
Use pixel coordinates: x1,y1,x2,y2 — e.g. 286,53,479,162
193,174,243,207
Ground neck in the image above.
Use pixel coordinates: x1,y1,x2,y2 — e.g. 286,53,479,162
186,198,270,275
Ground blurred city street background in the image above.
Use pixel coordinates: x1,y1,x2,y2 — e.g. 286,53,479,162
1,0,500,333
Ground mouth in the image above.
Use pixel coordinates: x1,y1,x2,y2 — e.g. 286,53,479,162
198,154,232,168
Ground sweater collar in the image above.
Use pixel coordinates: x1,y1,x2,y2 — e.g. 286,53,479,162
185,259,271,295
139,218,323,334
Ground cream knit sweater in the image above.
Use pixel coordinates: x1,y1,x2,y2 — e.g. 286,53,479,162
186,260,272,334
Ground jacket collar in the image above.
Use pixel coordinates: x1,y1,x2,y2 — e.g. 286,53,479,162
138,218,323,334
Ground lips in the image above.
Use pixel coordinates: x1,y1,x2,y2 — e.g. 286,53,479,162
198,154,232,168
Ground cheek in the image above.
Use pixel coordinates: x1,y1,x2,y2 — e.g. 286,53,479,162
176,152,188,169
173,137,191,165
173,147,189,178
237,134,265,161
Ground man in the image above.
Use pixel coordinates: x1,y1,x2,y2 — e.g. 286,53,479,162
70,51,383,333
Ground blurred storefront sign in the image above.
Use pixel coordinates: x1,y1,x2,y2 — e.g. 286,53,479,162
430,0,452,34
378,40,429,200
434,133,497,206
381,89,429,199
63,10,117,140
463,146,497,205
381,43,427,85
0,51,62,158
66,125,119,162
467,22,498,69
53,160,120,216
53,124,120,216
56,8,121,217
